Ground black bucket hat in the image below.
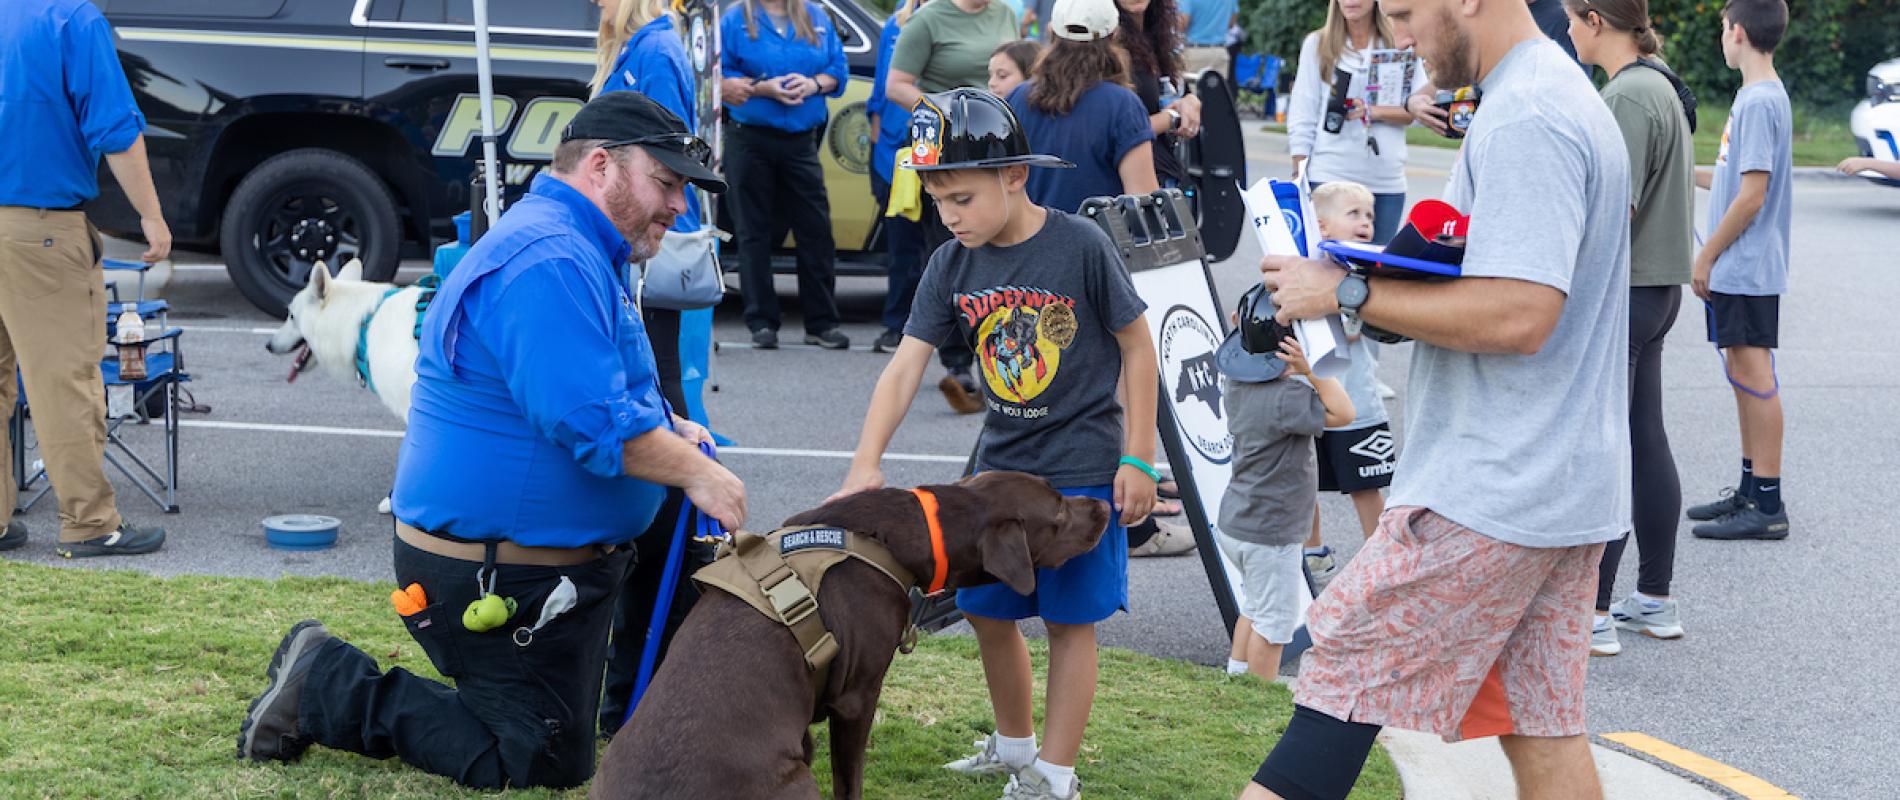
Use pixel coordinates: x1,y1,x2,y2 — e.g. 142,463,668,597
904,88,1073,172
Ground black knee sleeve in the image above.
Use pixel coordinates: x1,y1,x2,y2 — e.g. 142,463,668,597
1252,705,1382,800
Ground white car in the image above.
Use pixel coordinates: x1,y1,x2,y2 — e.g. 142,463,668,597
1849,57,1900,185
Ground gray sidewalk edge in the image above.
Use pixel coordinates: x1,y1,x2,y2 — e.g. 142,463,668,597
1376,727,1744,800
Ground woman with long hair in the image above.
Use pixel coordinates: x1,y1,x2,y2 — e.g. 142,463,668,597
587,0,719,739
1113,0,1203,188
1286,0,1424,244
719,0,850,350
1563,0,1696,657
1009,0,1158,215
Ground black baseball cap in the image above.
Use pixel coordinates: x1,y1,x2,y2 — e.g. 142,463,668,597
562,92,726,193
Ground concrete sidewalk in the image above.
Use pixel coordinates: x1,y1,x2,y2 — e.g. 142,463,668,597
1378,729,1733,799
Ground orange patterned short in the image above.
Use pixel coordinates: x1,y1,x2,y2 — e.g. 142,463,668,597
1294,506,1605,742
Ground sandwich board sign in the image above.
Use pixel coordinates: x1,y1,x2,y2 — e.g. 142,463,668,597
1081,190,1313,637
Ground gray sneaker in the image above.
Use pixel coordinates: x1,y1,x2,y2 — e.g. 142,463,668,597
56,521,165,558
238,620,331,762
1610,595,1684,639
944,734,1023,777
1304,548,1340,582
1686,487,1748,521
1692,502,1790,541
1589,617,1621,657
1003,763,1080,800
0,521,26,552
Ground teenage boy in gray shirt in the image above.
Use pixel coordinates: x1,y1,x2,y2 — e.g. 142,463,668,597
1686,0,1794,541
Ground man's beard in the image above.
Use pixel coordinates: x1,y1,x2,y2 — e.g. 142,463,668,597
606,172,670,263
1424,8,1476,90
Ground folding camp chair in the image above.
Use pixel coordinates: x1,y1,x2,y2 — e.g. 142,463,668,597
11,259,189,514
1234,54,1284,119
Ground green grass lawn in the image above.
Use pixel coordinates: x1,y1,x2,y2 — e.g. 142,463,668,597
0,560,1401,799
1260,100,1860,167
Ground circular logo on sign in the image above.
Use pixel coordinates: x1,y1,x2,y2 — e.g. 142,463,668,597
1157,304,1232,465
825,102,873,175
690,16,709,72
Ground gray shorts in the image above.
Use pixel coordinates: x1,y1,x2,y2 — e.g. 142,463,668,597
1214,533,1307,644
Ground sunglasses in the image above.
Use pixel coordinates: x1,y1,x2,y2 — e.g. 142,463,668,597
603,133,713,167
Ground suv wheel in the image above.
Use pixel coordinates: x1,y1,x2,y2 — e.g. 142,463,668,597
221,149,401,317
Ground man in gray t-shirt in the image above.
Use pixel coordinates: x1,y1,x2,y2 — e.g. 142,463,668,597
1238,2,1631,795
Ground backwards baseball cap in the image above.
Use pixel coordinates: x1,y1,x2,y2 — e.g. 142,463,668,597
562,91,726,193
1049,0,1120,41
904,88,1073,172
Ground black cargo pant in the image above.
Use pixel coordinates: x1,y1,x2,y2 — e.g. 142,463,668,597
725,122,842,336
297,534,631,790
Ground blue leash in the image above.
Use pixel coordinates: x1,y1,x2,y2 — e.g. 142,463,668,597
624,440,727,725
1693,229,1779,400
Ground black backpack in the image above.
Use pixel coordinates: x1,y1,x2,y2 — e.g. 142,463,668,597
1617,58,1700,134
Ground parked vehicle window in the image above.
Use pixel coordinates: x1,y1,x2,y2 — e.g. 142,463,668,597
106,0,287,18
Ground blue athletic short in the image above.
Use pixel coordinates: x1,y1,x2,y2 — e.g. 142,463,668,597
955,484,1128,625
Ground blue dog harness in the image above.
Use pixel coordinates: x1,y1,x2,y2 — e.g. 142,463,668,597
354,275,441,392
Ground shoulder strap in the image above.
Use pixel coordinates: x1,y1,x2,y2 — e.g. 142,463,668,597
1616,58,1699,134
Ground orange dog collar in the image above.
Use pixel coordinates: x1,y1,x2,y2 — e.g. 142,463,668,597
911,488,949,595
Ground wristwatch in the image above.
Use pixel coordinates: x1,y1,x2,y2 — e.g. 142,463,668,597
1164,108,1182,132
1335,273,1370,320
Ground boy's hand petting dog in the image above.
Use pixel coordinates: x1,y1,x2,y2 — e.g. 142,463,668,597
828,466,886,505
1113,464,1157,527
1277,336,1314,377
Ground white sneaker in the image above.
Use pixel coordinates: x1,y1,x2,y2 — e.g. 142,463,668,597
1590,617,1621,657
1003,763,1080,799
944,734,1023,777
1129,518,1197,557
1611,595,1684,639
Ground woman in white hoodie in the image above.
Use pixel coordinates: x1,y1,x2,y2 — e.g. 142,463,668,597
1285,0,1423,244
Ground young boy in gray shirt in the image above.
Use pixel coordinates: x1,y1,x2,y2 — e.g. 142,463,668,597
1216,333,1353,681
1688,0,1793,541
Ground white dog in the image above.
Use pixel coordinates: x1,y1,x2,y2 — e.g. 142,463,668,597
265,258,423,422
267,259,427,514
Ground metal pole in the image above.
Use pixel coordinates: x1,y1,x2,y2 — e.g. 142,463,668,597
471,0,503,225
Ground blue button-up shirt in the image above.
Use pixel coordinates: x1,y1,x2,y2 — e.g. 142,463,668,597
600,16,702,233
720,2,848,133
865,16,910,183
392,175,671,547
0,0,145,208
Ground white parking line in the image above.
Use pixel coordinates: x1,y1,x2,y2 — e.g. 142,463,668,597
178,325,281,334
177,419,968,463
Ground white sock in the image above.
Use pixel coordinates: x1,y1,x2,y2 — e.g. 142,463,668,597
1226,658,1249,675
1636,593,1667,609
994,734,1038,769
1034,759,1076,796
1593,614,1610,630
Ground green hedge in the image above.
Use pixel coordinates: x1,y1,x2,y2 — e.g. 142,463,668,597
1238,0,1895,109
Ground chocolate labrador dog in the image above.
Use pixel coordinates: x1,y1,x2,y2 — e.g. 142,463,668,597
590,471,1109,800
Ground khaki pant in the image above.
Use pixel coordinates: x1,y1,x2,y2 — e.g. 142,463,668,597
1183,46,1231,81
0,207,122,541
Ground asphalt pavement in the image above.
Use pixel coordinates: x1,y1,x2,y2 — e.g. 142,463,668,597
6,125,1896,798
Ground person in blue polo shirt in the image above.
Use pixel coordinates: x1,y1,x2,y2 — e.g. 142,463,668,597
720,0,850,350
0,0,171,558
236,93,746,791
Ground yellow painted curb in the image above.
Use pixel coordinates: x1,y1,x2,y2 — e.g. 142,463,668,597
1601,732,1800,800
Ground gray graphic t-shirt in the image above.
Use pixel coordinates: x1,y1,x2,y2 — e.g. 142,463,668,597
1707,80,1793,296
1387,39,1632,548
907,210,1147,487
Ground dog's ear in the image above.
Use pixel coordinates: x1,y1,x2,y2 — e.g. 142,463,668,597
980,518,1037,595
337,257,364,282
309,260,333,301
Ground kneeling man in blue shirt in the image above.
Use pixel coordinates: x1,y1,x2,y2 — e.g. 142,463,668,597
237,92,745,790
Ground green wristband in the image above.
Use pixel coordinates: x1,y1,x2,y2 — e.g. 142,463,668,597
1119,456,1161,483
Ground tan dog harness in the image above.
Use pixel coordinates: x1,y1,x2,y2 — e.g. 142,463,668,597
692,525,917,692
